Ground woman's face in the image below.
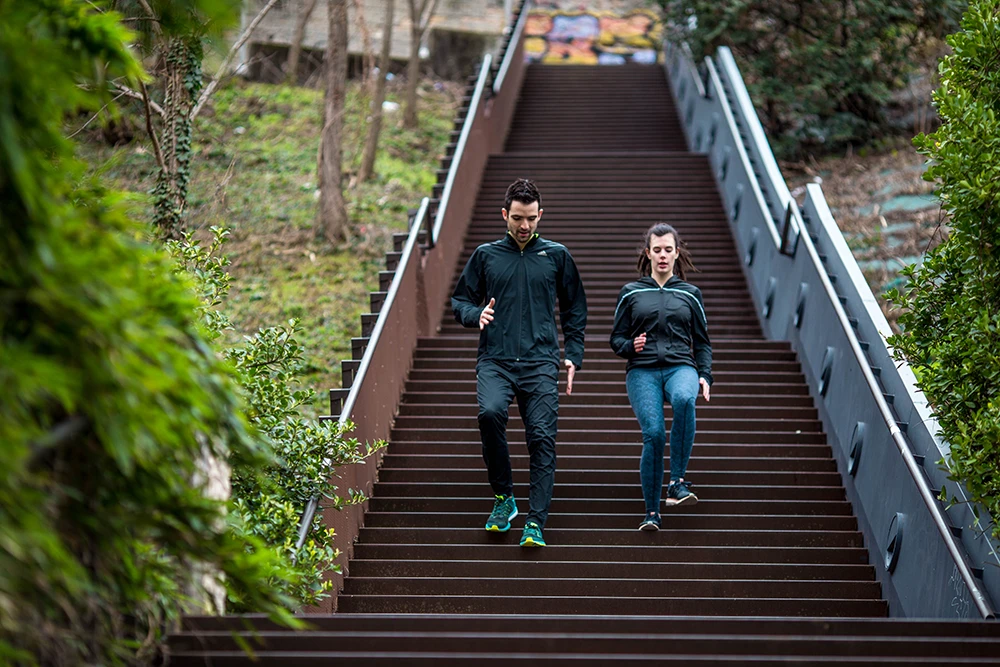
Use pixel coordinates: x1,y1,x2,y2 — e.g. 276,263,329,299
645,232,678,278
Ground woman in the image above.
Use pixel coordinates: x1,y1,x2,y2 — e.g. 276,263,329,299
610,223,713,531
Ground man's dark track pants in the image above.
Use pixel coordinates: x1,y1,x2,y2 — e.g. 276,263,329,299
476,359,559,528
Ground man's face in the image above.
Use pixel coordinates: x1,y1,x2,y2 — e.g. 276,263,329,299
503,199,542,246
645,232,678,276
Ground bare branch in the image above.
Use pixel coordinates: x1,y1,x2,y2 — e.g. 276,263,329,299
140,81,166,172
420,0,442,32
113,81,165,116
135,0,162,37
67,92,127,139
190,0,281,121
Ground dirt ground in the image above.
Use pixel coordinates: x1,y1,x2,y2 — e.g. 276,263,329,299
781,139,947,327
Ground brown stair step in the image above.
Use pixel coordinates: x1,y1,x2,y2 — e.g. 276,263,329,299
350,544,872,565
412,349,800,362
415,336,793,349
179,613,1000,637
362,512,858,531
402,383,811,398
376,469,841,487
388,428,827,444
391,415,823,431
405,371,810,385
168,632,999,661
336,595,888,617
400,393,817,408
346,560,874,581
341,577,881,600
395,403,820,420
379,454,835,472
367,498,856,516
370,483,846,501
166,651,1000,666
384,443,836,458
354,527,863,548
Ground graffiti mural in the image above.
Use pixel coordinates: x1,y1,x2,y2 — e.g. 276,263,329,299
524,8,662,65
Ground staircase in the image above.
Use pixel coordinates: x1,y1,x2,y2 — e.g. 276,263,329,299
170,64,1000,664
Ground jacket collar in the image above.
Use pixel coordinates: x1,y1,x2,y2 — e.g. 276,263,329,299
504,231,539,251
638,274,682,288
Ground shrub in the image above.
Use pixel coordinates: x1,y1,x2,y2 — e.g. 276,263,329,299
887,0,1000,537
0,2,293,664
171,230,384,609
662,0,964,157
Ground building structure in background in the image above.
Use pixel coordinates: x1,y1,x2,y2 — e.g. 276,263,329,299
238,0,661,83
238,0,507,83
525,2,662,65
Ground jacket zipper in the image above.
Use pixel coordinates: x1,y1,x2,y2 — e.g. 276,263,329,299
516,247,524,361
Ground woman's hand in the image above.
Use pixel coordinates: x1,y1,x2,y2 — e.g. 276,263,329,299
699,377,711,402
633,332,647,353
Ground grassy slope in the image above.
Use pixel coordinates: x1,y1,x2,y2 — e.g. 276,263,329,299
81,78,459,414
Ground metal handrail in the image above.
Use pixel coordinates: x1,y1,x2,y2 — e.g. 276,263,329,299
293,198,430,551
798,187,994,619
703,57,776,246
714,47,803,253
430,53,492,247
493,0,531,95
698,39,995,618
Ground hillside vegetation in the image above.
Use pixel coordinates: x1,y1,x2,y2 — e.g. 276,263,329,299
80,78,460,413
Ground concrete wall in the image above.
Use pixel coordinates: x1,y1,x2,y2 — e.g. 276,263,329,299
243,0,507,63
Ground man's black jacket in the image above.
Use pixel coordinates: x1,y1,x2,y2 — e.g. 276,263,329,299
609,275,713,384
451,233,587,369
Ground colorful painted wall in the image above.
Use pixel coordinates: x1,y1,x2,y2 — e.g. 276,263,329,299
524,7,662,65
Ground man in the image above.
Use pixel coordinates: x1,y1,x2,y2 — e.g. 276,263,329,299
451,178,587,547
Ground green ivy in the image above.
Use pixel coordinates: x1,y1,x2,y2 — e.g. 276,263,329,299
887,0,1000,537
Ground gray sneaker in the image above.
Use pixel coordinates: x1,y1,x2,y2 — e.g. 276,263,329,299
665,480,698,507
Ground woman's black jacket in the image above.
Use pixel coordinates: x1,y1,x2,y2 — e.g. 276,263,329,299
609,275,713,384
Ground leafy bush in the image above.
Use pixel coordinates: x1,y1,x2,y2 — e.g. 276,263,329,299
172,230,384,608
887,0,1000,536
0,2,294,664
662,0,964,157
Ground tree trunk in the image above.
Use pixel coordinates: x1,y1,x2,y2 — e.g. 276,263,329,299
403,22,421,129
358,0,394,183
286,0,319,85
318,0,349,243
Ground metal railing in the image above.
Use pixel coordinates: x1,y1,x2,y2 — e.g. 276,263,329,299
430,54,493,248
294,199,430,551
493,0,531,95
665,39,997,619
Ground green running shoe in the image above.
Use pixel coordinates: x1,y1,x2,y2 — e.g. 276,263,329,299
485,494,517,532
519,521,546,547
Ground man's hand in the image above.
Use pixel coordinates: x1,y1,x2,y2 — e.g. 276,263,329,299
479,297,495,330
633,332,647,353
699,377,711,402
564,359,577,396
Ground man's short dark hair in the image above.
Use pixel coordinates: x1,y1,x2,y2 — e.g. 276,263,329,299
504,178,541,211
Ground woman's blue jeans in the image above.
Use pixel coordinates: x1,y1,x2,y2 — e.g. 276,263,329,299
625,365,699,515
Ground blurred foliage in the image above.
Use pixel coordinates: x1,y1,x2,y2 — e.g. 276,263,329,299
887,0,1000,538
662,0,965,157
171,228,385,609
0,1,298,664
